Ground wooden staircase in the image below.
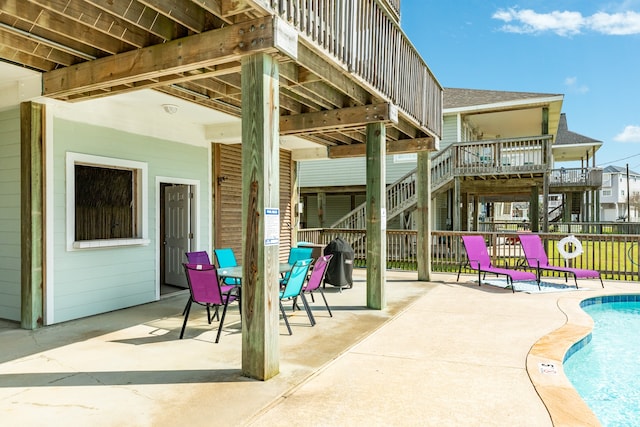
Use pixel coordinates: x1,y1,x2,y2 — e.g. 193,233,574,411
330,168,418,229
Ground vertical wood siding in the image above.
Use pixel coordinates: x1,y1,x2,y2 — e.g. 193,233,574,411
214,144,293,263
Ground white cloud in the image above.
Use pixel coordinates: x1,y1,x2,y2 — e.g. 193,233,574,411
614,125,640,142
564,76,589,94
564,77,577,85
493,8,640,36
589,11,640,35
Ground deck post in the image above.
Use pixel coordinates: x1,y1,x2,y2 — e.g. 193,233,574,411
366,122,386,309
317,191,326,227
452,177,461,231
530,186,539,232
461,192,469,231
472,195,480,231
564,193,573,222
20,102,45,329
542,174,549,232
417,151,431,281
240,53,280,380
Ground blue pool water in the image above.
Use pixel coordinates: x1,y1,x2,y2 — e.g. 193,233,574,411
563,297,640,426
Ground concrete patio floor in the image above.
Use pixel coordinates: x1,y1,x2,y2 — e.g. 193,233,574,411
1,269,636,426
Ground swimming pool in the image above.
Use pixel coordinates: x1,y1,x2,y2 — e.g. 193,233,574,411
563,295,640,427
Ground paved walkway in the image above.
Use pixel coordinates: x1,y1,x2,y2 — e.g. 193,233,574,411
1,270,635,426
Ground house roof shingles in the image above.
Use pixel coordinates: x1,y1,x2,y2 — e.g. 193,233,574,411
603,165,640,176
555,113,602,146
443,87,562,109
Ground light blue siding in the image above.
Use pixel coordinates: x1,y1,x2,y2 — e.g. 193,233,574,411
440,115,458,148
0,107,21,321
51,119,209,323
299,155,416,188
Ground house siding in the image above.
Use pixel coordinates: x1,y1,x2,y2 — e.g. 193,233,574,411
0,107,21,321
441,115,458,147
299,155,416,188
213,144,293,263
303,193,365,228
51,118,210,324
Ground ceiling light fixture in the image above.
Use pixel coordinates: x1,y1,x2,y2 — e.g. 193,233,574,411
162,104,178,114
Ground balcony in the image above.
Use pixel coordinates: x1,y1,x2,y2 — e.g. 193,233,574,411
549,167,603,190
0,0,441,147
432,136,552,192
271,0,440,136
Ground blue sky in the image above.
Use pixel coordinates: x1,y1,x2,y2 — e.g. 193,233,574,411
402,1,640,169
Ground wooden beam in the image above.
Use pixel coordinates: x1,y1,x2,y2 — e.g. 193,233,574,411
280,103,397,135
136,0,213,33
29,0,161,48
297,44,371,105
43,16,278,98
366,122,386,310
328,137,436,158
241,53,280,381
20,101,45,329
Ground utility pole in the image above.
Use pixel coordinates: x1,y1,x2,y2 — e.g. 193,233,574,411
627,163,631,222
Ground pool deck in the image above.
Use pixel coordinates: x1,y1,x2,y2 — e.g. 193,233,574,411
1,270,636,426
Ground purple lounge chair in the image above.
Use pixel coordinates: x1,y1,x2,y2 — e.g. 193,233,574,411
297,254,333,319
457,235,537,293
517,233,603,288
181,263,239,343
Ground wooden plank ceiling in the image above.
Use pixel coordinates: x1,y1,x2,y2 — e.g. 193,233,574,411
0,0,434,152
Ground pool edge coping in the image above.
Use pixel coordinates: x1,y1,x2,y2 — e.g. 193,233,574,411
527,292,640,427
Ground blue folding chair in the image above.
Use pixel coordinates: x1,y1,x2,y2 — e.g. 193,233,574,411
281,246,314,285
279,259,314,335
214,248,241,286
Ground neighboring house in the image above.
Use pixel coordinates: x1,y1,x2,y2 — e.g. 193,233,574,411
492,113,604,224
0,0,442,348
600,166,640,222
300,89,604,231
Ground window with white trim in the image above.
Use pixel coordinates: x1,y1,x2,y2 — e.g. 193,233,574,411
66,153,149,249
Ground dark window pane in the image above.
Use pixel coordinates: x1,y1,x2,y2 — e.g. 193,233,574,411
75,165,134,240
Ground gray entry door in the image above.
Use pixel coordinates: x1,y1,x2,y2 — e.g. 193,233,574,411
165,184,191,287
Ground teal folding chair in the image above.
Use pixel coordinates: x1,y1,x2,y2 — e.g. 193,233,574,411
279,258,314,335
281,246,314,285
214,248,241,286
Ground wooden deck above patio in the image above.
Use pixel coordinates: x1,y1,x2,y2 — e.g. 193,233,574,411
431,135,602,197
0,0,441,153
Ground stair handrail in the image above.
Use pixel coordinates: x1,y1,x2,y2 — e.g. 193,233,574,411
330,167,420,228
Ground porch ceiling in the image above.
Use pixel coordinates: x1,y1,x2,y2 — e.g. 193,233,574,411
462,98,563,141
0,0,437,155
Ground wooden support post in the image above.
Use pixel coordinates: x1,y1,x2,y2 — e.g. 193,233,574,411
472,195,479,231
565,193,573,222
290,159,299,246
366,122,386,310
20,102,45,329
461,192,469,231
452,177,461,231
317,192,326,228
416,151,431,281
541,107,549,135
542,174,549,232
530,186,539,232
240,53,280,380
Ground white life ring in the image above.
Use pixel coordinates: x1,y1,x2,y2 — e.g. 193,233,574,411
557,235,583,259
